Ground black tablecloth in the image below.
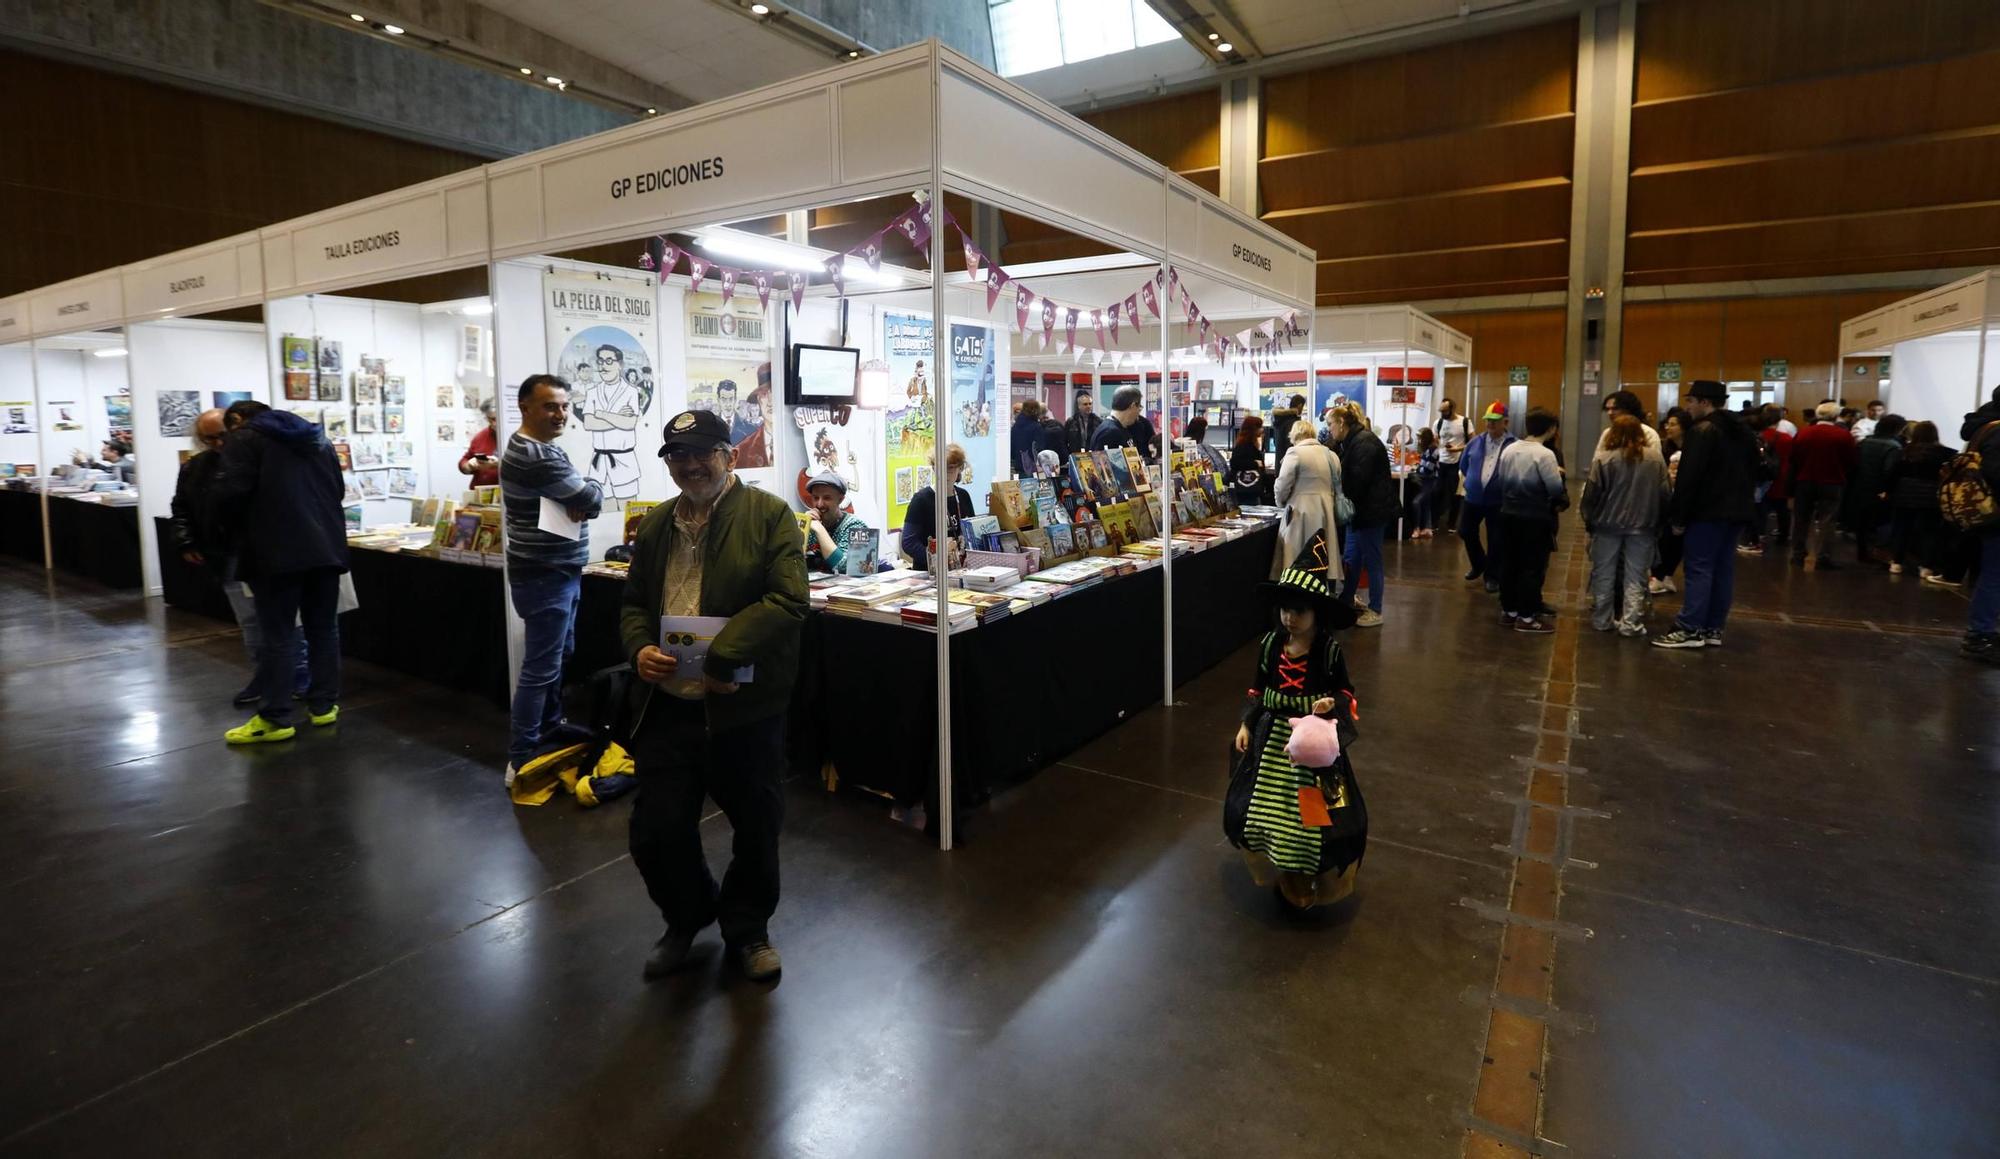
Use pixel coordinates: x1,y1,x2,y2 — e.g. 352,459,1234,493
821,524,1277,813
48,498,140,588
1,489,44,564
341,548,511,705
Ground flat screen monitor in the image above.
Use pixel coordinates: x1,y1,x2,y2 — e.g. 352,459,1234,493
789,343,859,405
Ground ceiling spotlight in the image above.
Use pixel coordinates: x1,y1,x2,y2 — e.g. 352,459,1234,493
750,3,770,14
847,49,859,58
1207,32,1219,40
519,66,532,74
382,23,404,34
350,13,365,21
545,75,562,84
1216,41,1234,53
645,107,657,115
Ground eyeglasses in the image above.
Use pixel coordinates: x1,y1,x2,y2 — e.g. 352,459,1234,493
663,446,722,464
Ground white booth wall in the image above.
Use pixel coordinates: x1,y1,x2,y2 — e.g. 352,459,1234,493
1890,331,1989,437
35,333,130,470
0,342,37,471
126,318,267,596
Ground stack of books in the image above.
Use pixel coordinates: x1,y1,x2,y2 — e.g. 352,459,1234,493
948,588,1013,625
896,591,978,632
1026,560,1107,594
824,576,929,618
953,564,1021,592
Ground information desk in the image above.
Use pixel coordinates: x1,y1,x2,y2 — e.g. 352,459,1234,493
47,496,140,589
1,489,44,564
155,521,1278,817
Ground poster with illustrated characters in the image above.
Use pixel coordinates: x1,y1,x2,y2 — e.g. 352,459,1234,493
793,404,884,532
949,322,996,491
882,311,934,532
684,290,776,491
544,270,659,504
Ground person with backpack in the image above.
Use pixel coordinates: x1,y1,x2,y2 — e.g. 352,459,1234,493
1949,386,2000,664
1882,421,1954,578
1846,413,1906,567
1434,398,1471,531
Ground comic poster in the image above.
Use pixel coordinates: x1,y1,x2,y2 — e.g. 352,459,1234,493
684,290,775,490
1258,370,1308,416
882,311,934,532
793,404,884,532
1314,368,1367,419
156,390,201,438
949,322,995,492
544,271,660,504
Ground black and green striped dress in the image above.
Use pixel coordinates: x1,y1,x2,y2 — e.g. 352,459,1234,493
1224,629,1367,876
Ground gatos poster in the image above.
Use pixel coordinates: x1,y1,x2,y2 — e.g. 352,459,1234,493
948,322,995,494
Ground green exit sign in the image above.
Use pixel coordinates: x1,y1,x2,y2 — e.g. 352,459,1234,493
1763,358,1789,380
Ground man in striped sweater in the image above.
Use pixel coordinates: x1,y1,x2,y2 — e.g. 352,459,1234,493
501,374,604,786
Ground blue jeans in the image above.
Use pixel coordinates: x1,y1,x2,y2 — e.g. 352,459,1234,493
509,565,582,765
1676,520,1738,632
1340,523,1387,612
1970,534,2000,635
250,567,342,725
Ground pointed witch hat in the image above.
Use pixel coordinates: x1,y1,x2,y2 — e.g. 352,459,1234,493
1259,530,1358,630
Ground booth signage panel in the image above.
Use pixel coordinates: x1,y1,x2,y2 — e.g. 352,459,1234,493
534,94,835,243
1194,200,1309,304
1445,332,1470,364
1408,314,1441,354
1897,276,1988,343
1762,358,1788,381
123,245,242,316
836,66,932,184
1509,365,1530,386
30,277,123,334
288,196,448,289
444,181,489,260
941,69,1164,255
1842,313,1892,353
1657,361,1680,382
0,297,26,340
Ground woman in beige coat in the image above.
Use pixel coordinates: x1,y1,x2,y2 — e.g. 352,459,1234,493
1273,419,1345,580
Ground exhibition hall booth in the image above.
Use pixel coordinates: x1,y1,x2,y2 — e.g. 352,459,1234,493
1838,270,1995,434
2,44,1317,848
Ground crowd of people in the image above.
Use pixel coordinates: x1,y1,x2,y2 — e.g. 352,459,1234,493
1253,381,2000,662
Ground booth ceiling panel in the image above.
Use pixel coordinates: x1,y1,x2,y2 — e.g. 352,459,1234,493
477,0,838,105
1259,115,1574,211
940,71,1164,256
1633,0,2000,104
1260,20,1576,156
1630,47,2000,170
836,65,935,185
1627,132,2000,234
1265,182,1572,261
1627,203,2000,284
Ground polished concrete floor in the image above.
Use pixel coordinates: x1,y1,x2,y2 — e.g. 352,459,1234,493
0,532,1994,1158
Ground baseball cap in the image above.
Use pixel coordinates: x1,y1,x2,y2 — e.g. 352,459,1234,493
658,409,732,456
804,469,848,495
1687,379,1727,403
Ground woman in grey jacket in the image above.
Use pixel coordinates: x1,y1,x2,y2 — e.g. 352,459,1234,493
1580,414,1670,636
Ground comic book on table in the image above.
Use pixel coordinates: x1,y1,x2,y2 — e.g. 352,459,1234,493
1105,450,1134,494
1045,523,1076,558
963,514,1001,550
844,527,880,576
991,479,1029,530
1124,447,1152,492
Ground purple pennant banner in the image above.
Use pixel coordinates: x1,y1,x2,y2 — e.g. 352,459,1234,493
823,254,845,299
1064,307,1079,352
1015,285,1033,333
788,273,806,311
985,264,1011,313
1107,305,1120,343
1040,298,1057,350
963,238,983,280
660,243,681,277
753,272,772,311
687,256,710,295
1141,280,1159,318
860,234,884,272
719,266,737,304
1091,309,1106,350
1124,293,1141,331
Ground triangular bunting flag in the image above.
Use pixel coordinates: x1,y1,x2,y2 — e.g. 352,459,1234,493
1107,305,1120,343
753,272,773,311
1064,307,1079,352
963,237,983,280
824,254,845,298
788,272,806,311
986,265,1011,313
1141,280,1160,318
861,234,883,272
1040,298,1057,343
719,267,738,304
1091,309,1106,350
687,256,710,294
1015,285,1034,333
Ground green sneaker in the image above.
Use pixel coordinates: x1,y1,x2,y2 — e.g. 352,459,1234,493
309,705,339,727
225,715,296,744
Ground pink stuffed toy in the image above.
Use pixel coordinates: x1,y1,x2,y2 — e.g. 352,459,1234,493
1285,713,1341,768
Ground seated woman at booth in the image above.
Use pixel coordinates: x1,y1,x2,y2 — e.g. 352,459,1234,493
458,399,499,487
900,443,973,572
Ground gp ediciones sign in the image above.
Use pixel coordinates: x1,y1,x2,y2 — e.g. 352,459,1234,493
1230,242,1273,272
608,156,725,200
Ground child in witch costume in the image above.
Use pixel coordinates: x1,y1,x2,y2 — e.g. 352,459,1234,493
1227,531,1368,910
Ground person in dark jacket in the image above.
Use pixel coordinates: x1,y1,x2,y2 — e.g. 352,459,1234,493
1328,403,1397,626
1788,401,1860,569
1845,413,1905,566
901,443,975,571
1959,387,2000,664
1088,385,1159,458
1459,404,1517,591
1882,421,1954,577
1654,381,1757,649
1038,405,1069,462
209,400,350,741
170,407,277,706
1010,399,1050,476
1229,416,1268,506
1270,394,1305,479
1062,390,1097,461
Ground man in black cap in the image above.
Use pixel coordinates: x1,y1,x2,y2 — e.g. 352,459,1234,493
1655,379,1758,650
621,409,809,983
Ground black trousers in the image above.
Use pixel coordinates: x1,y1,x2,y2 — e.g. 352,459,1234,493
1437,460,1463,530
1498,514,1554,617
628,696,786,946
1460,501,1503,577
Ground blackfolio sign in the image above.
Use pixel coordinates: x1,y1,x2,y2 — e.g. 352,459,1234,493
123,244,246,317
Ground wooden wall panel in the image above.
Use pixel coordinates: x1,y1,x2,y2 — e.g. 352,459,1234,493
1628,0,2000,287
1619,291,1905,392
0,48,482,298
1433,308,1568,418
1263,22,1577,154
1251,19,1577,307
1077,89,1220,174
1634,0,2000,103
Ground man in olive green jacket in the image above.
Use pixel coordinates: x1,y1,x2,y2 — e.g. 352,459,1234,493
621,409,808,983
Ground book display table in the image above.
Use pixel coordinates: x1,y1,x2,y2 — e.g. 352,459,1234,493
47,496,140,589
1,489,43,564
